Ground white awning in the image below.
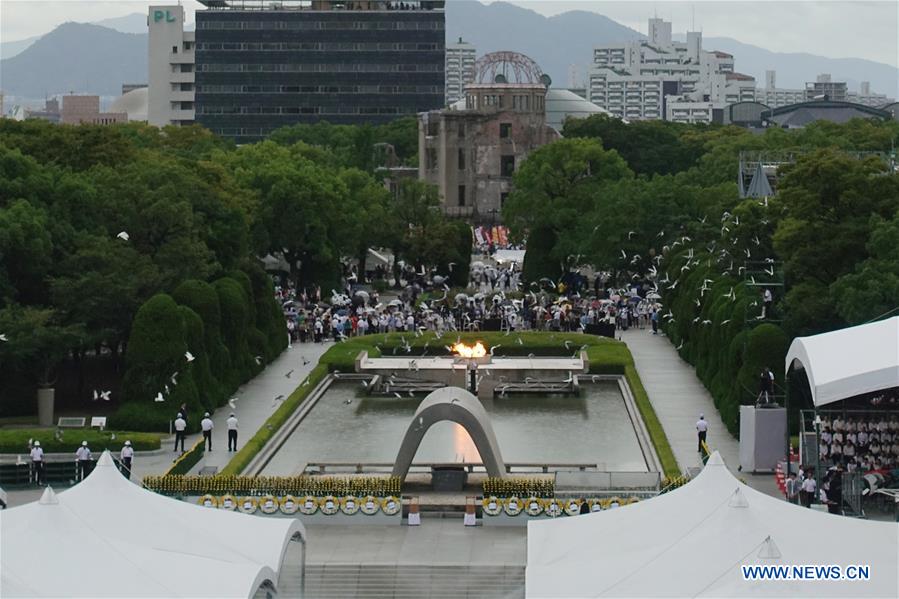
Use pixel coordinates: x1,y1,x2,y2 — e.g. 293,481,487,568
526,452,898,598
0,451,305,598
785,317,899,407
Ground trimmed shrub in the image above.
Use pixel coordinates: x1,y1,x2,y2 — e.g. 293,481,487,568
446,221,473,288
241,261,288,360
179,305,221,411
108,398,179,433
522,226,559,284
121,294,188,405
172,279,232,393
214,277,255,388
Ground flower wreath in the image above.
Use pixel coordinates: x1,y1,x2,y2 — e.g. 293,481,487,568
503,496,523,516
360,495,380,515
525,496,544,516
563,498,581,516
219,494,238,510
238,497,258,514
482,495,502,516
299,495,319,515
340,495,360,515
381,495,401,516
198,494,217,508
259,494,279,514
320,495,340,515
280,494,299,515
545,498,563,518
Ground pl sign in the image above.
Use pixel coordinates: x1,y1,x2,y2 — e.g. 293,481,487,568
152,9,177,23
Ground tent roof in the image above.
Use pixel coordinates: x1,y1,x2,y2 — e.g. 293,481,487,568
0,452,304,598
785,317,899,407
526,452,898,598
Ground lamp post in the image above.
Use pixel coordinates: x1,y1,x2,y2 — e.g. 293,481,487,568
814,413,822,506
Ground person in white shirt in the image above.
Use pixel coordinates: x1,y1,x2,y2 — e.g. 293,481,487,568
120,441,134,480
201,412,214,451
75,441,92,481
30,441,45,485
800,473,817,507
173,413,187,453
857,430,869,448
696,414,709,452
227,413,239,452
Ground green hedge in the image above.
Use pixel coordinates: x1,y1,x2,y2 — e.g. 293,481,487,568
222,331,679,479
165,438,205,476
115,273,288,432
662,247,791,435
0,429,161,453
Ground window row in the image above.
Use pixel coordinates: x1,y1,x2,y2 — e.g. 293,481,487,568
198,84,441,94
196,20,444,30
197,105,419,115
197,63,443,73
197,41,443,52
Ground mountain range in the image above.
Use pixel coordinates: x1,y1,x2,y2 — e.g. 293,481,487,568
1,1,896,103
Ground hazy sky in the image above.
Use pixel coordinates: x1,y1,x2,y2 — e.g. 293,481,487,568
2,0,897,67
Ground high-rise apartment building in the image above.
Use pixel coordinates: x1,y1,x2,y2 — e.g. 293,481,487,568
192,0,445,143
588,17,755,123
148,5,196,127
757,72,893,108
445,37,476,105
805,73,847,102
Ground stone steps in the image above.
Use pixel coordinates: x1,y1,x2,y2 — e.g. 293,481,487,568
300,563,525,599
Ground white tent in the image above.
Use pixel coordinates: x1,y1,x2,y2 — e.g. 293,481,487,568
785,317,899,407
526,452,898,598
0,451,305,598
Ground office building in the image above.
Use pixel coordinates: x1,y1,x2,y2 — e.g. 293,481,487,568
60,95,128,125
445,37,476,105
588,17,754,124
419,52,558,221
192,0,445,143
148,5,196,127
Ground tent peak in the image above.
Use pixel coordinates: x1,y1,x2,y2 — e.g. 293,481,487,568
705,451,726,466
758,535,782,559
728,487,749,508
38,486,59,505
97,450,115,467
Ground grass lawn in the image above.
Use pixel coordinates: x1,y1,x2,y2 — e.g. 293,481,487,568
223,331,681,479
0,428,162,453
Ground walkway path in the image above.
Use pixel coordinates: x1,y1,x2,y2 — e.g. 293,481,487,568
131,340,333,479
620,328,741,475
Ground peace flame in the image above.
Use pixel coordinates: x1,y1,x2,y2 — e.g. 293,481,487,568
452,342,487,358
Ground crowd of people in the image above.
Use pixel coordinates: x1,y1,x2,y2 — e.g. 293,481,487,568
275,262,662,345
817,412,899,474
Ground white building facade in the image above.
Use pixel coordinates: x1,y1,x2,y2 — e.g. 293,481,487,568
148,5,196,127
756,72,893,109
589,17,754,124
445,38,476,106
